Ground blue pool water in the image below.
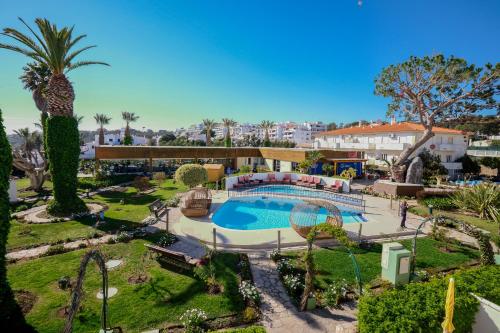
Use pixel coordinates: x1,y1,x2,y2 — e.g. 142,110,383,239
212,196,366,230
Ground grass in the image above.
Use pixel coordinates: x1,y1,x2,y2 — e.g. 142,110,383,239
283,238,479,289
409,204,498,234
8,179,187,251
7,239,245,333
7,219,103,251
15,178,53,199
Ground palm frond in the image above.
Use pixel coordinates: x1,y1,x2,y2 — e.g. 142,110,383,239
66,60,110,72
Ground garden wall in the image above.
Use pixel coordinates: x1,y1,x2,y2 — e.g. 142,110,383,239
373,180,424,197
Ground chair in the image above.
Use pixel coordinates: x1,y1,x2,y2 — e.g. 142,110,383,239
267,173,278,184
297,175,308,186
281,174,291,184
326,180,343,192
180,188,212,217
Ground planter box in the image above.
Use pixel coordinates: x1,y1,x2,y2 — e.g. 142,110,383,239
373,180,424,197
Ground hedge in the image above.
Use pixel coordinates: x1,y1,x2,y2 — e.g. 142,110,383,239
175,164,208,188
46,116,87,215
419,196,456,211
77,174,136,190
358,265,500,333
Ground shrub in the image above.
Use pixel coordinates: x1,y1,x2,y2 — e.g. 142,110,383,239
45,244,66,256
270,249,281,261
46,116,87,216
180,308,207,333
77,174,135,190
419,196,456,211
152,172,166,184
240,165,251,173
283,274,303,297
239,280,261,305
451,183,500,221
58,276,72,290
238,257,252,281
241,307,260,323
212,325,265,333
132,176,151,193
323,279,350,308
156,233,177,247
358,266,500,333
276,258,293,275
175,164,208,188
165,196,180,207
115,232,133,243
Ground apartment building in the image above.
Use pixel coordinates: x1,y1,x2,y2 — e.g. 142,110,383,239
80,129,148,159
314,121,467,176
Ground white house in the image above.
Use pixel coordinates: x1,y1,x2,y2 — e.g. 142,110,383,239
314,121,467,176
80,129,148,159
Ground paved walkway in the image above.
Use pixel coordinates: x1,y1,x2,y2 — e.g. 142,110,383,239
249,252,357,333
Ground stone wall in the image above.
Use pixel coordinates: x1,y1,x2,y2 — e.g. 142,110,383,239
373,180,424,197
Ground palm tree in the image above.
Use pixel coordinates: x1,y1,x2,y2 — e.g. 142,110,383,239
259,120,275,147
202,119,216,146
94,114,111,145
0,18,109,215
121,112,139,145
222,118,236,147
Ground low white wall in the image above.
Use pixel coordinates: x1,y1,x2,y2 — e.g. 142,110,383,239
473,294,500,333
280,161,292,172
9,179,17,203
226,172,350,192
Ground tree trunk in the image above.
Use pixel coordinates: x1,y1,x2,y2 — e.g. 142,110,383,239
300,240,314,311
124,124,130,139
391,127,435,182
46,74,74,117
12,151,47,192
99,127,104,146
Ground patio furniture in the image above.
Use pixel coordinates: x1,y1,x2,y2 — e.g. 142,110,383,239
180,188,212,217
145,244,199,271
305,176,316,188
281,173,292,184
267,173,278,184
297,175,308,186
248,174,260,185
148,199,168,219
326,180,343,192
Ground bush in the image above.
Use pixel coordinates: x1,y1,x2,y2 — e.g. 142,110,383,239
156,233,177,247
239,280,260,305
77,174,135,190
358,266,500,333
212,325,265,333
451,183,500,220
276,258,293,275
46,116,87,216
323,279,350,308
132,176,151,192
283,274,303,297
270,249,281,261
419,196,456,211
175,164,208,188
180,308,207,333
152,172,166,184
239,165,251,173
241,307,260,324
45,244,67,256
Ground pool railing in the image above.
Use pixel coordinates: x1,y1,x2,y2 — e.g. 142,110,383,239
228,184,366,212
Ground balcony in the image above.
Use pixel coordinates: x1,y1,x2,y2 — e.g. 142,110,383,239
466,149,500,157
376,143,409,151
435,143,459,151
337,142,374,150
442,162,462,170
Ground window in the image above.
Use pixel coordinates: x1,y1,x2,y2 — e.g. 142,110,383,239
381,153,388,161
447,137,453,144
247,157,251,165
109,138,113,142
446,155,452,163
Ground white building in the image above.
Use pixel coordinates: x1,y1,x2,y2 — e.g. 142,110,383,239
314,121,468,176
80,129,148,159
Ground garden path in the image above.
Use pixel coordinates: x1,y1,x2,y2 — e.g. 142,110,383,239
248,252,357,333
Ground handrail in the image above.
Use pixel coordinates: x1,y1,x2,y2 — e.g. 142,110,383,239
228,184,365,212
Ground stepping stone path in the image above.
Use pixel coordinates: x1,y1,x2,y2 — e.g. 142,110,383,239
96,287,118,299
248,253,357,333
105,259,123,270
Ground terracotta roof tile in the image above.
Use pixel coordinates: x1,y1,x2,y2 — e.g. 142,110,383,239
319,122,464,136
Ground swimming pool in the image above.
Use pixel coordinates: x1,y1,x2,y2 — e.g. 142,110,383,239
212,196,366,230
242,184,364,210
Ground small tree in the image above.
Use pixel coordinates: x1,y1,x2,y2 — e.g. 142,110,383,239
202,119,216,146
322,164,334,176
132,176,150,193
152,172,166,185
175,164,208,188
259,120,274,147
375,55,499,182
458,154,481,175
418,148,448,183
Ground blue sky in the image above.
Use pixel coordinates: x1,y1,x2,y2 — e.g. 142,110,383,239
0,0,499,133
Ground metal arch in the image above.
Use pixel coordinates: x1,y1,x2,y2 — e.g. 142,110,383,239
345,246,363,295
63,249,109,333
410,217,433,276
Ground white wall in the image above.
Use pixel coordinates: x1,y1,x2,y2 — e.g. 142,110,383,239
265,159,274,171
280,161,293,172
472,294,500,333
9,179,17,203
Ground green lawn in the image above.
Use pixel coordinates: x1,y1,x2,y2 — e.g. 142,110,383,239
409,204,498,234
7,219,103,251
15,178,53,199
7,239,244,333
283,238,479,289
8,179,187,251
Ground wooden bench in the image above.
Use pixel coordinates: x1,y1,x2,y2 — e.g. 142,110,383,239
145,244,199,271
148,199,168,219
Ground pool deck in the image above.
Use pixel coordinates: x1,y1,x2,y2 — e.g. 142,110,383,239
173,191,422,250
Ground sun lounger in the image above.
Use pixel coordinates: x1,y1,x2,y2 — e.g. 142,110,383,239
267,173,278,184
297,175,308,186
281,174,291,184
326,180,343,192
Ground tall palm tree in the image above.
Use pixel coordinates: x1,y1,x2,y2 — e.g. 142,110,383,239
0,18,109,215
202,119,216,146
121,112,139,145
94,113,111,145
259,120,275,147
222,118,236,147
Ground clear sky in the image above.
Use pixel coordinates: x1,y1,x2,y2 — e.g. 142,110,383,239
0,0,499,133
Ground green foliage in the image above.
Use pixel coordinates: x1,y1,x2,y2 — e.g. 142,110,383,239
46,116,87,215
418,149,448,183
77,174,136,190
132,176,151,192
457,154,481,175
358,266,500,333
306,150,324,164
322,163,334,176
480,156,500,170
419,196,456,211
240,165,251,173
175,164,208,188
297,159,312,173
323,279,350,308
451,183,500,221
340,167,356,179
123,135,133,145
